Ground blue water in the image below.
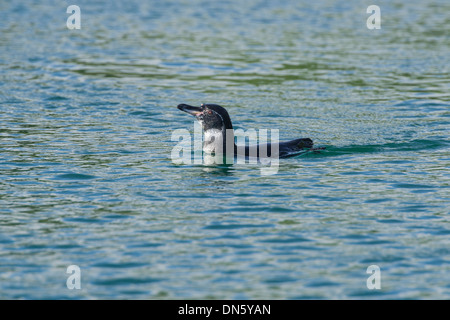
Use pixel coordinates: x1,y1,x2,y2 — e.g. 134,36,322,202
0,0,449,299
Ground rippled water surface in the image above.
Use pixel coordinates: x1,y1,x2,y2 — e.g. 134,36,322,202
1,0,449,299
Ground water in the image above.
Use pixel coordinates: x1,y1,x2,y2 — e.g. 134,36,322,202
0,0,449,299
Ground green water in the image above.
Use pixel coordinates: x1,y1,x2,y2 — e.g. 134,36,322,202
0,0,449,299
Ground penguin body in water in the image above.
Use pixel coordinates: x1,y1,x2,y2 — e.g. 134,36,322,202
177,103,314,159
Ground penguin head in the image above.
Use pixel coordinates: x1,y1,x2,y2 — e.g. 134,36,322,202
177,103,233,131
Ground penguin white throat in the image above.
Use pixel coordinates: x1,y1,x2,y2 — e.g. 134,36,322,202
203,127,234,155
203,128,223,154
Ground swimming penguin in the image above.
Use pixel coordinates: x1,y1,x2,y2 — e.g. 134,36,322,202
177,103,314,159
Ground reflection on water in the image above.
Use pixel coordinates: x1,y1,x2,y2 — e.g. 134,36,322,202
201,163,236,176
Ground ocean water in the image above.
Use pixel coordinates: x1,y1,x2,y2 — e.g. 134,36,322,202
0,0,449,299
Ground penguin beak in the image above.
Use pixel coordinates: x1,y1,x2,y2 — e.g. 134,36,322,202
177,104,203,117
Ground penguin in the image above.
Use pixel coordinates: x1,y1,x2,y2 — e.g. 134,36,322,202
177,103,314,159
